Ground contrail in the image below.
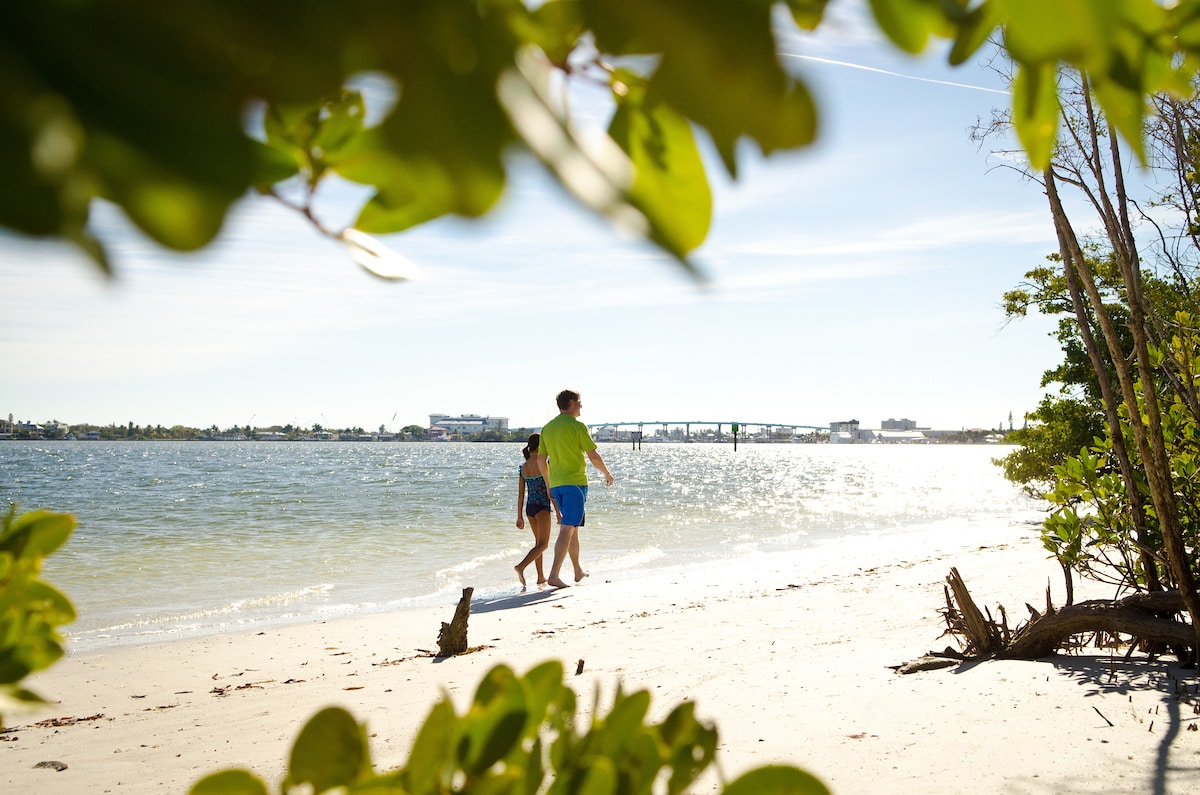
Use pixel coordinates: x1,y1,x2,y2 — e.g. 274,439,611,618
784,53,1010,95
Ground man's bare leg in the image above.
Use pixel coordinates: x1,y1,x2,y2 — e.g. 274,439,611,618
568,529,588,582
546,525,577,588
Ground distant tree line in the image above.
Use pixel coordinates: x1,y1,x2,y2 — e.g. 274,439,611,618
1,419,544,442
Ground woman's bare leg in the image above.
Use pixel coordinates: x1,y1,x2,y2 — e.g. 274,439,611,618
532,512,550,583
515,511,551,586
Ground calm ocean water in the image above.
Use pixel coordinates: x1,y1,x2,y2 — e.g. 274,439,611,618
1,441,1043,652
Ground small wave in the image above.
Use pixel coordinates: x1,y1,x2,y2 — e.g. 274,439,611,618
74,584,336,635
436,549,514,577
590,546,666,573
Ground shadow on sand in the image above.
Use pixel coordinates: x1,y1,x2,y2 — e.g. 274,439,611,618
952,653,1198,794
470,588,565,614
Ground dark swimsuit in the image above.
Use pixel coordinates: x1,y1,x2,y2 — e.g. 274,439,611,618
523,467,551,518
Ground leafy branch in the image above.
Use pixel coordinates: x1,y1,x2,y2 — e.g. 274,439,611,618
189,659,829,795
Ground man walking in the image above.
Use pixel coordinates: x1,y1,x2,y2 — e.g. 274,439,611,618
537,389,614,588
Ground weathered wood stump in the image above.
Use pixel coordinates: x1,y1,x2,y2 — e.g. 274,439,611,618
436,587,473,657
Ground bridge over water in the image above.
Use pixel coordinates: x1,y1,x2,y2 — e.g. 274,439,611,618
587,420,831,442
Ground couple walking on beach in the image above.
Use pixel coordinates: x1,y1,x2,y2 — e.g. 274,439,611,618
515,389,614,589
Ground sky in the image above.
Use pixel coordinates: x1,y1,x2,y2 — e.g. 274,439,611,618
2,4,1072,434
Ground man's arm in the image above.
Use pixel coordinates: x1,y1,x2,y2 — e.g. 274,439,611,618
586,449,614,487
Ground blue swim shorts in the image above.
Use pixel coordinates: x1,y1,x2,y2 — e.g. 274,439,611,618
550,485,588,527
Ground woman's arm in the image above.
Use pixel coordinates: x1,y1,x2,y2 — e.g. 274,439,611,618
516,471,526,528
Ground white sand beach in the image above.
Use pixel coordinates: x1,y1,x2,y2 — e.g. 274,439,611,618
4,525,1199,794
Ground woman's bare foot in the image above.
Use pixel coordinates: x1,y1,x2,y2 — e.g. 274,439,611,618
547,576,570,588
515,565,526,587
537,577,548,585
574,570,589,583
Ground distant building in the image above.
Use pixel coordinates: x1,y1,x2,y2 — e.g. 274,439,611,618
591,425,633,442
829,419,859,444
881,418,917,431
16,421,44,439
429,413,509,436
865,429,929,444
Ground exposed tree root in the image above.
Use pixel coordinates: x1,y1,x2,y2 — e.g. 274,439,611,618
941,568,1194,661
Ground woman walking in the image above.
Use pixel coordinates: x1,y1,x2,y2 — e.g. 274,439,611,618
514,433,555,587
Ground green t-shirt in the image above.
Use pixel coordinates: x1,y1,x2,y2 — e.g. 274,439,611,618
538,413,597,488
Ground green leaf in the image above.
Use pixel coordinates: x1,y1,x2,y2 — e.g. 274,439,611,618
524,735,547,793
22,581,76,627
584,0,817,177
263,103,319,157
458,664,529,775
2,510,75,559
660,701,718,794
473,664,519,707
722,765,831,795
90,131,240,251
349,4,513,232
868,0,944,55
609,94,712,259
497,54,690,267
595,688,651,754
1011,62,1059,171
784,0,829,31
250,139,301,192
999,0,1119,71
575,756,617,795
520,659,566,732
285,707,369,793
0,686,48,717
402,698,457,795
188,769,269,795
313,90,367,158
522,0,585,65
1091,76,1146,167
948,2,1003,66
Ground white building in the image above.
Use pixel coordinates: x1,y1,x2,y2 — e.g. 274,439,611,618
591,425,634,442
429,413,510,435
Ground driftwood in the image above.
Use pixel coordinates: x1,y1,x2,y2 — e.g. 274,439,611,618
889,647,965,675
942,569,1194,661
436,587,474,657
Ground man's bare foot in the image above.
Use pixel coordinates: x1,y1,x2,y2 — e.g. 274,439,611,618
515,565,526,587
574,570,589,583
547,576,570,588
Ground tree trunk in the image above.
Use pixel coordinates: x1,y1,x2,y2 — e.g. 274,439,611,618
1046,170,1163,592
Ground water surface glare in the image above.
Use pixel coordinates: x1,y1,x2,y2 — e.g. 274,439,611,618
0,441,1042,651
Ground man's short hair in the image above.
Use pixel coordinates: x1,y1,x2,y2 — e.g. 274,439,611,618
556,389,580,410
